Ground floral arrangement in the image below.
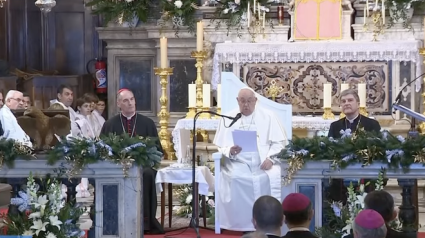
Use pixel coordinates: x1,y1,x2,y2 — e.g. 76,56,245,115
210,0,277,35
47,133,163,177
277,128,425,184
173,184,215,222
161,0,199,35
1,173,85,237
85,0,151,27
315,169,401,238
0,136,34,169
384,0,425,27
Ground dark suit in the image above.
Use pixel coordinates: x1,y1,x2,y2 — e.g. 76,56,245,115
327,115,381,203
0,120,3,136
282,231,318,238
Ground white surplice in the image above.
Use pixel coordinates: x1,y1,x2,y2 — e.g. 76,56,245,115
50,99,80,136
89,110,105,137
213,107,288,231
75,114,96,139
0,105,33,147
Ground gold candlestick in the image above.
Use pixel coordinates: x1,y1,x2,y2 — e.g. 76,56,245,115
359,106,368,117
323,107,335,120
215,107,222,119
419,48,425,134
340,111,346,119
363,9,384,41
186,107,196,119
200,107,211,119
154,67,173,160
191,51,207,113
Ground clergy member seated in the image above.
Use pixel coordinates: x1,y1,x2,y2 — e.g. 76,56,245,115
353,209,387,238
49,84,80,136
327,89,381,203
0,90,32,147
100,88,164,234
213,87,288,232
281,193,317,238
252,196,284,238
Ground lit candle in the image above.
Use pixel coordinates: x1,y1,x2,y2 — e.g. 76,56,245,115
188,84,196,107
323,83,332,108
341,83,349,92
247,2,250,27
217,84,222,107
358,83,367,107
197,21,203,51
202,84,211,107
160,37,167,68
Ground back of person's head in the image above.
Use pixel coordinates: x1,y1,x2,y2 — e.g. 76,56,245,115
353,209,387,238
282,193,313,226
364,190,396,222
252,195,284,232
241,231,268,238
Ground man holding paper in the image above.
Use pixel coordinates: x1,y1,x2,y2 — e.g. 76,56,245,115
213,87,288,232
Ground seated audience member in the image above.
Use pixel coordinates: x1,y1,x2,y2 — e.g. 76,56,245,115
23,94,31,109
242,231,268,238
364,191,403,238
75,97,96,138
353,209,387,238
83,93,105,135
281,193,317,238
252,195,284,238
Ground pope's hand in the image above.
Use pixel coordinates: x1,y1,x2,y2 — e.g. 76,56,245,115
230,145,242,156
260,159,273,170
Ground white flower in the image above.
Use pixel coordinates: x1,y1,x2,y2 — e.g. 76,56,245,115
185,194,193,204
235,0,240,4
30,219,49,236
28,212,41,219
174,0,183,8
223,8,229,14
207,199,215,207
33,195,49,215
49,215,63,230
125,0,133,2
355,193,367,208
46,232,58,238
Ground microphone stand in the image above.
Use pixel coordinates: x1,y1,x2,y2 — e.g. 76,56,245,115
167,111,236,238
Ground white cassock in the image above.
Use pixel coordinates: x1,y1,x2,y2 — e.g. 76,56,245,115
88,110,105,137
0,106,33,147
75,114,96,139
50,99,80,136
213,107,288,231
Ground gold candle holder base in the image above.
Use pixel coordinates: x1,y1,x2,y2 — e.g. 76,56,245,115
215,107,221,119
359,106,368,117
418,48,425,134
200,107,211,119
186,107,196,119
154,67,174,160
322,107,335,120
191,51,207,113
339,112,346,119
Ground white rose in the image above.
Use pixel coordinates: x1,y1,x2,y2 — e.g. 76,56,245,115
125,0,133,2
223,8,229,14
174,0,183,8
185,194,193,204
235,0,240,4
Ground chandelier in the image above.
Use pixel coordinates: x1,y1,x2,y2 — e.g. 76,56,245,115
0,0,5,8
35,0,56,13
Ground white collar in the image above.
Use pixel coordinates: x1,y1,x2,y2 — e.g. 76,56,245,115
121,112,136,120
346,113,360,123
288,227,310,232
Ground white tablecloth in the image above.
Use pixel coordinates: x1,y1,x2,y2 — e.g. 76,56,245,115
171,116,336,160
155,166,215,195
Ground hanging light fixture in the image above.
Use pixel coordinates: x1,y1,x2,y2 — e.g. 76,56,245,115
35,0,56,13
0,0,6,8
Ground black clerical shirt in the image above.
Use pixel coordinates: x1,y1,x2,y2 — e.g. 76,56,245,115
328,114,381,139
0,120,3,136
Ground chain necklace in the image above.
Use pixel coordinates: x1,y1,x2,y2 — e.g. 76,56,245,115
240,112,255,131
120,113,138,138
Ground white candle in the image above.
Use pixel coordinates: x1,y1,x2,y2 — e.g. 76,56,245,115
382,0,385,23
358,83,367,107
217,84,222,107
160,37,167,68
341,83,349,92
258,3,260,19
366,0,369,16
196,21,203,51
247,2,250,27
254,0,256,14
323,83,332,108
375,0,378,7
262,10,265,28
364,8,366,24
188,84,196,107
202,84,211,107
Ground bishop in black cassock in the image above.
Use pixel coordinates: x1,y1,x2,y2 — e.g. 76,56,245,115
327,89,381,203
100,89,164,234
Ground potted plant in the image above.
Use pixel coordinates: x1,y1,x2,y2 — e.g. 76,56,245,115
385,0,425,27
160,0,199,35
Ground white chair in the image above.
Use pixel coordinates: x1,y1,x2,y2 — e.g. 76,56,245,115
213,73,293,234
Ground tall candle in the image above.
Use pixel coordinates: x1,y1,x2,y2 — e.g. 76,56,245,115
366,0,369,16
197,21,203,51
188,84,196,107
262,10,265,28
202,84,211,107
358,83,367,107
364,8,366,24
247,2,250,27
323,83,332,108
382,0,385,23
217,84,222,107
254,0,256,14
341,83,349,92
258,3,260,19
160,37,167,68
423,17,425,43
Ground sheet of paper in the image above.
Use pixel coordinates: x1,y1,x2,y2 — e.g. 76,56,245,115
232,130,258,153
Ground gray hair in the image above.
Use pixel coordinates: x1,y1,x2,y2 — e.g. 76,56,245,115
5,90,21,101
340,88,360,102
241,231,268,238
353,221,387,238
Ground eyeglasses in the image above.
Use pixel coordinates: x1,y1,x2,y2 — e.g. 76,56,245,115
10,98,23,102
238,99,255,105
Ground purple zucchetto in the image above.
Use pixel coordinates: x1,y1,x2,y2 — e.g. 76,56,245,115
282,193,311,212
355,209,385,229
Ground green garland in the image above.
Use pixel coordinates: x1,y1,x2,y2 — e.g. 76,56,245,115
47,133,163,177
160,0,198,36
0,137,33,168
277,129,425,184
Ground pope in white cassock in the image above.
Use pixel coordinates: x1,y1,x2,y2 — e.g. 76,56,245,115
213,87,288,232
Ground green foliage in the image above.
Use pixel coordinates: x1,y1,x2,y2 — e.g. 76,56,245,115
161,0,198,35
0,137,33,168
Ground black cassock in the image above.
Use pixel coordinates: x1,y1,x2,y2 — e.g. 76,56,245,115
327,115,381,203
282,231,318,238
100,113,165,234
0,120,3,136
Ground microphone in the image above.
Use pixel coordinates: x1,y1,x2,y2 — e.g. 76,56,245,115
394,72,425,104
228,113,242,127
